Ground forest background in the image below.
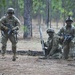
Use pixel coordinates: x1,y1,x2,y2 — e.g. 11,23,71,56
0,1,75,75
0,0,75,38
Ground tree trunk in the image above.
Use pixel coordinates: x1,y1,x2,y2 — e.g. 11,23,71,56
62,0,66,26
56,10,59,29
49,0,52,28
46,0,50,28
0,0,2,18
14,0,19,17
23,0,32,39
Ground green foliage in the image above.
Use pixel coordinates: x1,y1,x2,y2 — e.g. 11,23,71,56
0,0,6,7
52,0,62,10
0,0,75,19
24,25,28,32
32,0,46,14
68,11,73,16
18,0,24,10
18,0,24,15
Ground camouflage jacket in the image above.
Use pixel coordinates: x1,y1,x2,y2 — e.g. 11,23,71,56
0,15,20,32
58,25,75,44
45,34,60,55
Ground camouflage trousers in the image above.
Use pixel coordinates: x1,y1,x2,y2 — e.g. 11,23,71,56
1,33,17,56
51,53,62,59
62,41,75,59
45,48,62,59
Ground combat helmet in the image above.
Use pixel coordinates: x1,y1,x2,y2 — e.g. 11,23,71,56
66,16,73,22
7,8,14,14
47,28,54,33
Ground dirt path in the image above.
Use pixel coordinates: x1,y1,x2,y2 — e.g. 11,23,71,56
0,22,75,75
0,55,75,75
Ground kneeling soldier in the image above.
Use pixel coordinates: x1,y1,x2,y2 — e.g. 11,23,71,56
44,28,62,59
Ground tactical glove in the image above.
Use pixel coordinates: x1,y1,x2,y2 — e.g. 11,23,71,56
12,27,19,31
4,26,8,30
59,36,64,40
1,24,8,30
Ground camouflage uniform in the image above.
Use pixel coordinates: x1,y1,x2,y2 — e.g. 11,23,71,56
44,29,62,59
58,16,75,60
0,8,20,61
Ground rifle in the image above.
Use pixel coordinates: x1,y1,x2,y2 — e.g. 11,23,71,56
61,34,73,44
1,23,18,41
39,25,45,56
7,24,13,35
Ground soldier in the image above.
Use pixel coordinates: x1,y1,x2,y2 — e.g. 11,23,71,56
58,16,75,60
44,28,62,59
0,8,20,61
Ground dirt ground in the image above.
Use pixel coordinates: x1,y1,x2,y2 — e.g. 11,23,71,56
0,21,75,75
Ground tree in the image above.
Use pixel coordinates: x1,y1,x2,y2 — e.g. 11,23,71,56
23,0,32,38
11,0,19,17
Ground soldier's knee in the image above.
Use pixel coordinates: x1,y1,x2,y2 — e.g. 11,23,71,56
2,45,6,49
12,46,16,50
12,46,16,54
12,43,16,47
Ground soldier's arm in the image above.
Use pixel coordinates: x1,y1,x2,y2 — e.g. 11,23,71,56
71,27,75,43
12,16,21,30
57,27,65,42
0,16,8,30
45,37,50,47
73,27,75,37
48,36,59,56
44,42,48,47
57,27,64,36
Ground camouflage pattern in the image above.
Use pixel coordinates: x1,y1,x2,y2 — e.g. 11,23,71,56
44,32,62,59
47,28,54,33
70,37,75,57
7,8,15,14
0,13,20,61
58,24,75,59
65,16,73,22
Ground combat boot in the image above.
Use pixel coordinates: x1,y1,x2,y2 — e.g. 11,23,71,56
12,55,16,61
66,54,74,61
12,46,16,61
1,51,6,59
67,57,74,61
1,46,6,58
2,51,5,57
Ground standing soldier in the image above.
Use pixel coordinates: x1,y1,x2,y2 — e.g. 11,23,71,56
58,16,75,60
43,28,62,59
0,8,20,61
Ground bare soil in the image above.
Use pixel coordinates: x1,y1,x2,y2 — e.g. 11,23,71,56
0,21,75,75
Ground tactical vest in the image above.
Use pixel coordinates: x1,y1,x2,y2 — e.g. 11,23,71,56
3,15,16,28
62,26,75,36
